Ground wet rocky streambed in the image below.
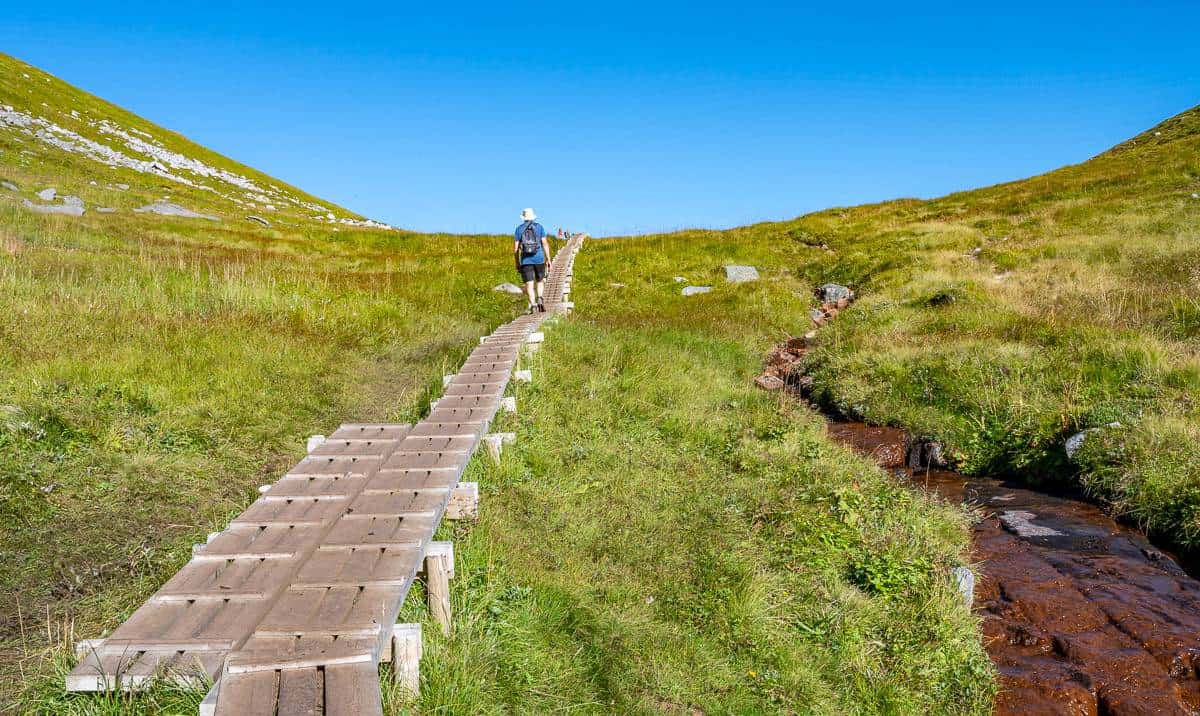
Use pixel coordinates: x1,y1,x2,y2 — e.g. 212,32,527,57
827,422,1200,715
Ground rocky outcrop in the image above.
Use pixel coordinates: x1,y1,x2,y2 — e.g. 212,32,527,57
133,202,219,220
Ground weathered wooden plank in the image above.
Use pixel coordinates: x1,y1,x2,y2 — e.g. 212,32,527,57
325,662,384,716
276,667,322,716
213,669,279,715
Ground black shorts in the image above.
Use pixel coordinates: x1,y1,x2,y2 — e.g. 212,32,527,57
518,262,546,282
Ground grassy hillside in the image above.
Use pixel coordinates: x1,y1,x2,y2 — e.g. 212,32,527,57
0,53,533,709
3,52,996,714
786,105,1200,553
8,46,1194,714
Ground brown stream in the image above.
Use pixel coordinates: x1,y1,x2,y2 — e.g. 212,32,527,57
827,422,1200,715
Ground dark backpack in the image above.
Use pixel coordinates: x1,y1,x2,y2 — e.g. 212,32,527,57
519,222,540,257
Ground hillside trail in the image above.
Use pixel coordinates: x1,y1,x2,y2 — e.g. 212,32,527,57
60,237,585,716
765,297,1200,715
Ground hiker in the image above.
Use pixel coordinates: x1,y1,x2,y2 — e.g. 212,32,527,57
514,208,552,313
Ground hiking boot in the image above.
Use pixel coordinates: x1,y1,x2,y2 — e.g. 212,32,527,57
537,299,546,313
527,304,537,315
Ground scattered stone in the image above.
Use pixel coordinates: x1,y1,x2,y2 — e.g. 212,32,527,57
1065,422,1121,461
999,510,1066,538
681,286,712,296
724,265,759,283
673,276,688,283
907,438,946,469
0,181,17,191
88,180,97,185
96,208,116,214
61,195,83,209
609,282,626,288
133,201,219,220
818,283,853,303
22,199,83,216
40,482,58,495
953,566,975,606
1192,193,1199,200
968,246,983,258
803,330,818,346
809,308,825,323
755,374,786,391
246,215,271,228
36,187,56,201
114,183,130,191
493,282,524,296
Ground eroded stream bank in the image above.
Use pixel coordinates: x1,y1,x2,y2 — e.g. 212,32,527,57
828,422,1200,715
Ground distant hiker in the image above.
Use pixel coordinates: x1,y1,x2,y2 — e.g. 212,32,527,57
514,208,552,313
557,227,563,239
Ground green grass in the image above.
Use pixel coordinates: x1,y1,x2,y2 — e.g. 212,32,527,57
15,49,1200,715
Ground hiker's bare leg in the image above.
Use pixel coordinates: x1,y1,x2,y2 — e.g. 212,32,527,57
524,281,536,304
535,279,545,301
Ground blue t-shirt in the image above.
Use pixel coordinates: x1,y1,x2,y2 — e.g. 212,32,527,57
514,221,546,265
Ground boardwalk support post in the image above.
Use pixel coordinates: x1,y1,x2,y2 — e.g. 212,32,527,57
385,623,423,698
424,542,454,636
445,482,479,519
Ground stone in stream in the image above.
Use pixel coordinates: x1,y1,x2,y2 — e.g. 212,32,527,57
999,510,1066,538
724,265,759,283
493,282,524,296
36,187,56,201
952,566,975,606
22,199,84,216
681,286,711,296
133,201,219,220
817,283,853,303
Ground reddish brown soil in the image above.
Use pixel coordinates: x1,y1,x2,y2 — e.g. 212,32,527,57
829,422,1200,716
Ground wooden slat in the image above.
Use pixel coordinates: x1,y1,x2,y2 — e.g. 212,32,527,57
214,669,279,715
325,662,384,716
276,667,322,716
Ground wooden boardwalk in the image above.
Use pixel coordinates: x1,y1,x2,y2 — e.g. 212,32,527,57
67,235,584,714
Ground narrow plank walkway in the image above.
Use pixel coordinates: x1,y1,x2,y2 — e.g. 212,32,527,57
67,234,584,714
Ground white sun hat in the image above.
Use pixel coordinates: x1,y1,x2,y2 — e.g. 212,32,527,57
520,208,537,221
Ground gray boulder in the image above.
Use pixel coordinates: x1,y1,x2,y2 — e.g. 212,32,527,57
1065,422,1121,461
36,187,56,201
673,276,688,283
952,566,975,606
22,199,84,216
61,195,84,209
133,202,219,220
725,265,759,283
96,207,116,214
682,286,712,296
818,283,853,303
493,282,524,296
246,215,271,227
999,511,1065,538
0,181,17,192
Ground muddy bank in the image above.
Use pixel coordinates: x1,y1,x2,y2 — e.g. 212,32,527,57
830,421,1200,715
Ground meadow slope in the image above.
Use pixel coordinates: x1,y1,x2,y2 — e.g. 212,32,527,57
2,52,996,714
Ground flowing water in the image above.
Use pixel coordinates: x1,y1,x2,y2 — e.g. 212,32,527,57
827,422,1200,715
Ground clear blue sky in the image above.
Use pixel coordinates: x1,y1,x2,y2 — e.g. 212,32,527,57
3,2,1198,236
